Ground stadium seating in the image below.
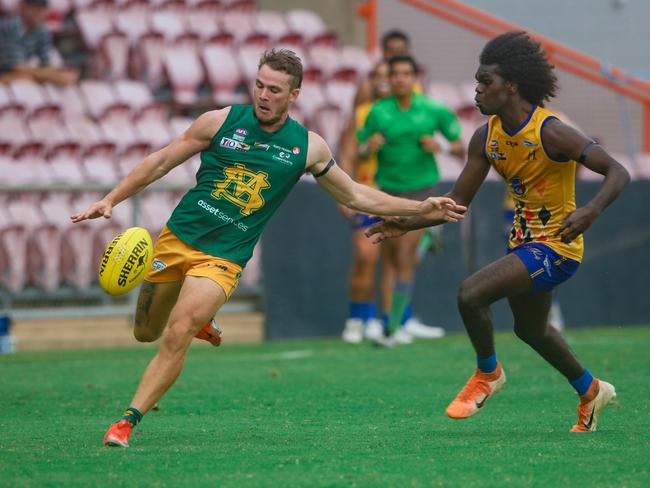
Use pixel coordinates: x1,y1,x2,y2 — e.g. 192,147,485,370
2,2,532,296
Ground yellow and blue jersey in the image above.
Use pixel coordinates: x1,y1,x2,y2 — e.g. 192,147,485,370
354,101,378,187
485,106,584,262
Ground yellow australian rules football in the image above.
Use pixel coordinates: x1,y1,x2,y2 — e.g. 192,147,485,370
98,227,153,296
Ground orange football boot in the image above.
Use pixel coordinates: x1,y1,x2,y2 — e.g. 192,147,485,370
103,419,132,447
445,362,506,419
195,319,222,346
570,378,617,432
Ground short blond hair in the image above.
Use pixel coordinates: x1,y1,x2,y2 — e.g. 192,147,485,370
258,49,303,89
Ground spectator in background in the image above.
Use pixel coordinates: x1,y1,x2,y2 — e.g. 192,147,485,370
357,55,465,346
0,0,77,85
354,30,413,107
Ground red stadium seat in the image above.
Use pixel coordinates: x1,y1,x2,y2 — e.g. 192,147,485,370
27,109,71,152
114,79,160,116
307,44,342,78
80,152,120,185
8,79,60,115
150,9,187,42
79,80,122,119
44,84,87,120
76,5,116,50
295,80,326,121
311,104,345,156
47,152,87,185
97,32,130,80
323,78,356,117
237,44,265,83
132,31,166,88
202,45,249,105
163,44,205,106
139,191,179,235
185,0,222,40
9,193,62,291
133,112,173,150
169,116,193,137
339,46,372,77
219,9,254,43
0,193,30,293
40,192,95,289
285,9,327,41
115,1,151,44
254,10,289,40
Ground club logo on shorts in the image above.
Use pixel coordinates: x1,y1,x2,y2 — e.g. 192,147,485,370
151,258,167,271
212,163,270,216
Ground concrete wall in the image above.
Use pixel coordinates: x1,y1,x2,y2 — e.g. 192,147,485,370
262,181,650,340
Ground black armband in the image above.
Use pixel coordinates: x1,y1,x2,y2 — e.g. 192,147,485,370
578,141,598,164
313,158,336,178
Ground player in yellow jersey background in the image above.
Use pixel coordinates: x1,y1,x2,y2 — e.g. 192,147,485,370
368,32,630,432
341,31,440,344
339,61,390,343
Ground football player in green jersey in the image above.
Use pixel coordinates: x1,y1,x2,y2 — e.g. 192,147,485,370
71,49,467,448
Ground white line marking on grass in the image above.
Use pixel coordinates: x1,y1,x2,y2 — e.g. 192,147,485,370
221,349,315,363
277,350,314,360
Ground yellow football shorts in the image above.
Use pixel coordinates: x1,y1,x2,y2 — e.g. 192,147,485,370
144,226,242,299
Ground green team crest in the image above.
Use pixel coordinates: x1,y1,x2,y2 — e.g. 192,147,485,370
212,163,271,216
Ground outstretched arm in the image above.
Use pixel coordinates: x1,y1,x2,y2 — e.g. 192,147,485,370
542,119,630,243
305,131,465,220
70,108,230,223
366,125,490,242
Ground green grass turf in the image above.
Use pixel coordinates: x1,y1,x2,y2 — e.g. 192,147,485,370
1,326,649,487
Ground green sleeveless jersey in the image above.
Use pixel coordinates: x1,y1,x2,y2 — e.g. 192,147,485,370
166,105,308,266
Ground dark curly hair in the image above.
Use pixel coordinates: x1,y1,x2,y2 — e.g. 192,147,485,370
480,31,558,106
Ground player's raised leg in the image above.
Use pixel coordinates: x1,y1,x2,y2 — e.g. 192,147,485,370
132,280,182,342
445,253,531,419
103,276,226,447
508,292,617,432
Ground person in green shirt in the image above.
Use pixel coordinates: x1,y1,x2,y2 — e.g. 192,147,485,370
70,49,467,448
358,54,465,344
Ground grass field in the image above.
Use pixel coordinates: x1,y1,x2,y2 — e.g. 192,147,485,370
1,326,649,487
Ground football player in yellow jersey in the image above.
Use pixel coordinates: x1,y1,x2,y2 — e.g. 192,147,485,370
367,32,630,432
340,61,391,343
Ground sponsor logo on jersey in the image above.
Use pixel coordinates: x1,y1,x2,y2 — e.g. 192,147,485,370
490,140,499,147
292,146,300,155
505,140,518,147
489,151,506,161
212,163,270,216
272,144,293,153
254,142,270,151
220,137,250,152
522,139,539,148
272,151,293,165
510,177,527,197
